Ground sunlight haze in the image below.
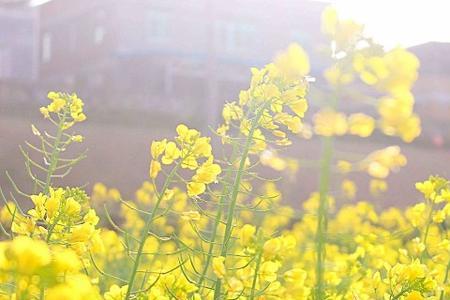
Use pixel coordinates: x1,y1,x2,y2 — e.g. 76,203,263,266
329,0,450,48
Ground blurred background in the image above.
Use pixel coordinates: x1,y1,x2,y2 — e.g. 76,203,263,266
1,0,450,207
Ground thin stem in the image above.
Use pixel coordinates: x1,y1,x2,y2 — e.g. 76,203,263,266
422,199,436,246
440,261,450,300
214,105,266,300
249,247,263,300
125,163,179,299
197,144,239,289
43,111,67,194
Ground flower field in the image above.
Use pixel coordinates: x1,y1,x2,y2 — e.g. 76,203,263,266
0,7,449,300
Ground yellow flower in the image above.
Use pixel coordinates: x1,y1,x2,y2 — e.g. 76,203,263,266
176,124,200,144
150,139,167,159
45,187,67,219
187,182,206,197
104,284,128,300
263,238,281,259
71,135,84,143
274,113,302,134
364,146,407,178
260,261,279,282
321,6,338,36
432,210,446,223
406,203,427,227
284,268,307,283
415,179,436,200
47,274,101,300
405,291,424,300
149,160,162,179
239,224,256,247
341,179,356,199
29,193,47,220
65,197,81,217
222,102,243,124
47,97,66,113
324,65,353,85
52,247,82,273
212,256,226,279
40,106,50,118
260,150,287,171
337,160,352,173
370,179,387,196
161,141,180,165
348,113,375,137
5,236,51,274
226,277,244,296
70,222,95,243
321,6,363,50
274,43,310,79
0,201,16,224
192,161,221,184
313,109,348,136
288,99,308,118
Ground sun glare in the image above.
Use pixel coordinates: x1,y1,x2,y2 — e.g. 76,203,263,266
330,0,450,49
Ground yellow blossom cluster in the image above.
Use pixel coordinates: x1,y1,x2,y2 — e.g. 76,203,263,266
355,49,422,142
40,92,86,129
0,236,101,299
6,187,103,255
218,44,309,152
318,7,421,143
313,110,376,138
149,124,221,197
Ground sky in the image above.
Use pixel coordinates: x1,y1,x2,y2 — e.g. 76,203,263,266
328,0,450,49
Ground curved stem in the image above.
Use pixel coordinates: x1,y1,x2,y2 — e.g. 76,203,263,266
213,106,266,299
249,246,263,300
125,164,179,299
43,111,67,194
197,144,239,289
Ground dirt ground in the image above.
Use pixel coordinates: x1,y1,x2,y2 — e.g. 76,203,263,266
1,111,449,210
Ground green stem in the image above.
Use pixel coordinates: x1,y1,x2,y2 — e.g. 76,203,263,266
440,261,450,300
125,164,179,299
420,199,437,261
249,247,263,300
314,136,333,300
197,144,239,289
422,200,436,245
43,111,67,194
213,106,266,300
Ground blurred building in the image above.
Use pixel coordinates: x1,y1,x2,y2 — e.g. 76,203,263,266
410,42,450,146
0,5,36,105
36,0,327,124
2,0,450,137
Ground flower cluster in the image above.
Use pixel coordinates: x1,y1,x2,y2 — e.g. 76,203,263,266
317,7,421,143
218,44,309,152
150,124,221,197
0,232,101,299
40,92,86,129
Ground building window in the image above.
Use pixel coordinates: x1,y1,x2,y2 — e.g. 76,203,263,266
216,21,256,53
94,25,105,45
145,11,169,43
42,32,52,63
